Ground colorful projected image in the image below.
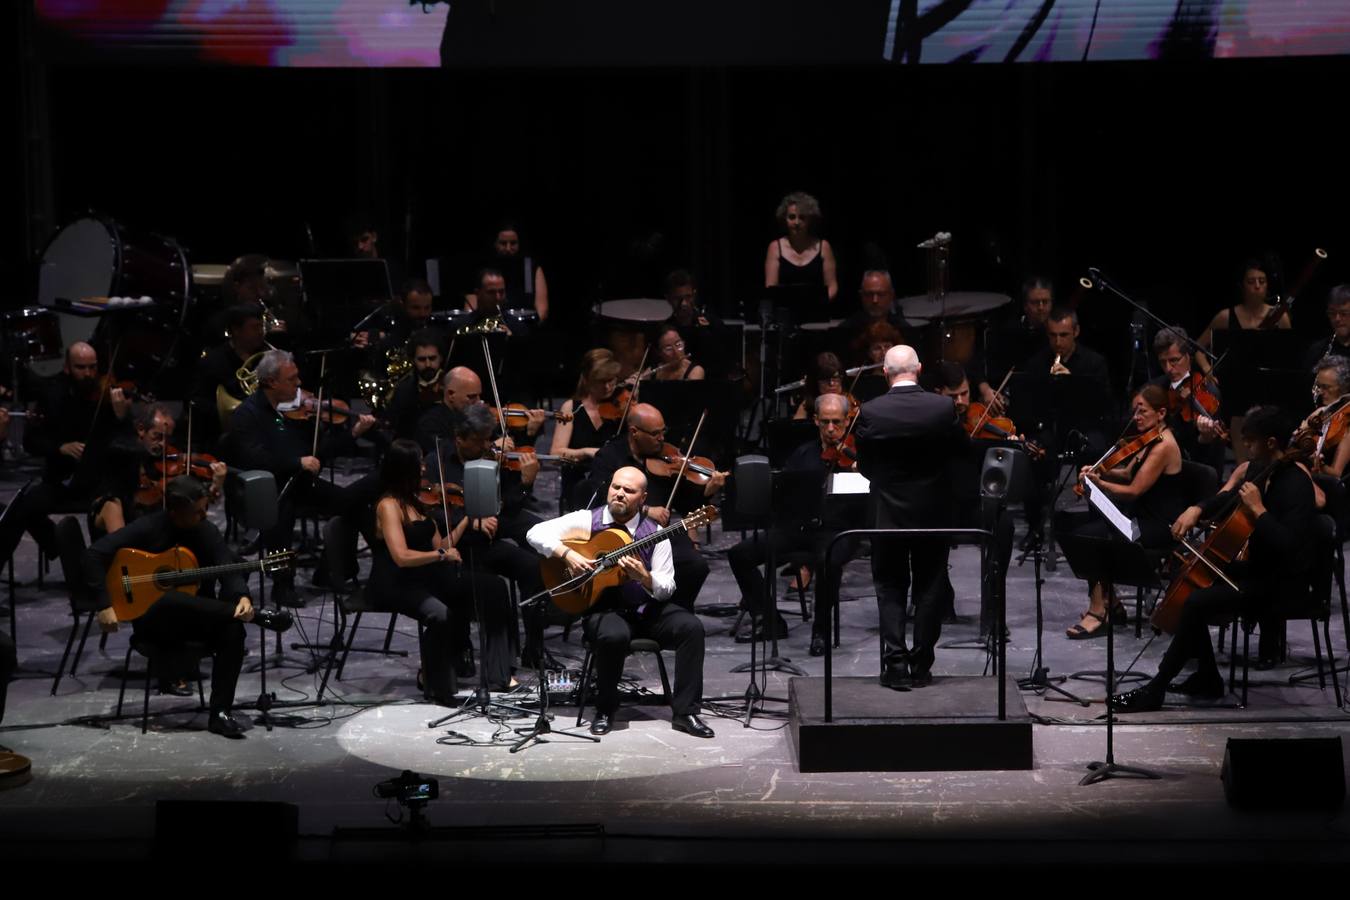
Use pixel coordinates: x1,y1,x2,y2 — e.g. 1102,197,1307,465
34,0,1350,66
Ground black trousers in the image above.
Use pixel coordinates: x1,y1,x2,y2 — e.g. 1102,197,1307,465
727,528,859,638
872,536,950,675
1149,577,1285,691
376,565,514,697
8,481,87,559
263,472,381,579
585,598,705,717
0,628,15,724
938,502,1015,633
131,591,246,715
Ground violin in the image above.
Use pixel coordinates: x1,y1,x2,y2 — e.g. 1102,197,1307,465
280,389,351,425
1073,423,1166,498
489,446,566,471
820,434,858,471
151,446,220,481
419,480,465,508
1172,373,1228,440
488,402,574,427
596,386,634,423
1309,395,1350,462
644,442,719,486
962,402,1047,459
133,470,167,510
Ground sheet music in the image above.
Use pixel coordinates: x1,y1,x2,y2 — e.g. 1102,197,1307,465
828,472,871,495
1085,480,1141,543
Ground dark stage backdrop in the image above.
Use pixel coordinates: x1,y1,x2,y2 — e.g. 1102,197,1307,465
8,55,1349,379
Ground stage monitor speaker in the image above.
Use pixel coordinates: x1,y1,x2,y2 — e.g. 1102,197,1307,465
734,455,772,517
1220,737,1345,810
463,459,501,519
980,446,1029,503
233,470,278,532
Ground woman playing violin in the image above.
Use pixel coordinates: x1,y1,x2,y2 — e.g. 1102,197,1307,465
90,404,227,539
1114,406,1318,711
1059,385,1188,639
553,349,625,511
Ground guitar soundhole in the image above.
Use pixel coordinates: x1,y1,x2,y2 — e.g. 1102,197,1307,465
154,566,175,591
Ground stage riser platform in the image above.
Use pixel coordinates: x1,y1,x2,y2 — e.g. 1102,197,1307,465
790,675,1034,772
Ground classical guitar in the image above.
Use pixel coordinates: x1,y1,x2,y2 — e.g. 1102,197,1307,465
540,505,719,615
106,546,295,621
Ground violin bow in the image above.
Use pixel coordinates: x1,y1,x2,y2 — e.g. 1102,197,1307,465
617,347,649,433
311,353,328,457
480,335,511,459
971,369,1015,438
663,408,708,513
1175,536,1242,592
85,339,123,443
434,435,452,546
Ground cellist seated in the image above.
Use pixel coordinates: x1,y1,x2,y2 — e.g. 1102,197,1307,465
1113,406,1319,712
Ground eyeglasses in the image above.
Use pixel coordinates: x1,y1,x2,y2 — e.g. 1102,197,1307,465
636,426,666,438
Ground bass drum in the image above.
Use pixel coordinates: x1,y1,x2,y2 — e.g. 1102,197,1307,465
36,215,191,383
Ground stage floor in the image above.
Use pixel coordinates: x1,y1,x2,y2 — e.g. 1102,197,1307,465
3,445,1350,867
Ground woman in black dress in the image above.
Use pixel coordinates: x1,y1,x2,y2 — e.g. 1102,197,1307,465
764,191,838,305
552,349,624,511
370,439,514,702
1061,385,1189,639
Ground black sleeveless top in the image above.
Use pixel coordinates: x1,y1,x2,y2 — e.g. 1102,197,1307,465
568,403,619,452
777,237,825,288
1127,443,1190,548
369,515,440,599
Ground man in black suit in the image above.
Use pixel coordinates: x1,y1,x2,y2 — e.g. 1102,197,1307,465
855,345,969,689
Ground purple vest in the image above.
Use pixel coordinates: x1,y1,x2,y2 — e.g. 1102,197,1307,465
590,507,661,607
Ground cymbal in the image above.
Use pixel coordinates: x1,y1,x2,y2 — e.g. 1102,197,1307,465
898,292,1011,321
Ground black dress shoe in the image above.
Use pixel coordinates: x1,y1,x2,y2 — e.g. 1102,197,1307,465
671,714,714,738
589,712,612,736
206,712,246,739
879,667,912,691
1111,685,1164,713
252,608,294,634
1168,670,1225,699
158,679,194,697
455,648,476,678
809,634,826,657
908,670,933,688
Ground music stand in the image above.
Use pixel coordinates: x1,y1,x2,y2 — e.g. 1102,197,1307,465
764,419,818,469
298,259,394,334
1071,483,1162,785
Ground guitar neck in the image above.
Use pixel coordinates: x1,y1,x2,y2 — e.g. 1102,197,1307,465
152,558,270,587
600,517,694,565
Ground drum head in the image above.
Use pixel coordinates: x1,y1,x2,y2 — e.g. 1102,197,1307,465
898,292,1012,322
597,298,671,323
38,217,117,307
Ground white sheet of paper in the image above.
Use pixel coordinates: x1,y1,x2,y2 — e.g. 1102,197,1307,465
829,472,871,495
1086,480,1141,542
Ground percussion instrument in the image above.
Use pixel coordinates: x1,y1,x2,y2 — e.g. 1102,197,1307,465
595,298,671,378
1,308,63,362
898,291,1011,364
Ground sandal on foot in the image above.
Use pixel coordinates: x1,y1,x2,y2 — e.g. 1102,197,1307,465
1066,610,1108,640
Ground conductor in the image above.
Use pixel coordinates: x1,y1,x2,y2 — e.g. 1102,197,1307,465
855,345,969,690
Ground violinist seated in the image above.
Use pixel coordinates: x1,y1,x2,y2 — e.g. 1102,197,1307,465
222,350,381,607
192,303,270,449
1300,284,1350,375
553,350,624,513
1113,406,1319,712
933,363,1016,638
373,440,516,698
89,403,227,541
85,476,293,739
1057,385,1189,640
1304,357,1350,480
792,352,850,421
631,327,705,383
585,403,726,613
383,328,446,442
727,393,862,655
414,366,546,457
1150,326,1224,475
424,404,551,669
21,342,133,556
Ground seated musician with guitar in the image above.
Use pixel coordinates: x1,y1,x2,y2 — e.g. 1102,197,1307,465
727,393,861,655
526,466,714,739
1113,406,1318,712
585,403,726,612
87,477,293,739
1058,385,1188,639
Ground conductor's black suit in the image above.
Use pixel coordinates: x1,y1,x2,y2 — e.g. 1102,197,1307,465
854,381,970,678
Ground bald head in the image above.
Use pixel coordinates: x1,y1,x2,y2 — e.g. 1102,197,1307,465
883,345,921,383
443,366,483,411
607,465,649,521
626,403,667,456
65,341,98,383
